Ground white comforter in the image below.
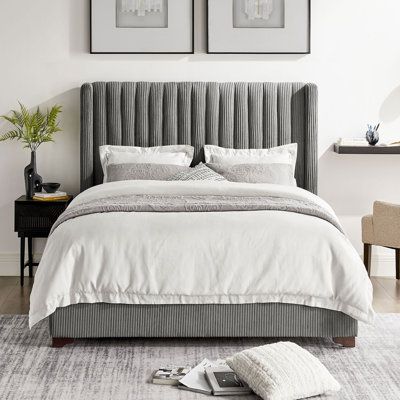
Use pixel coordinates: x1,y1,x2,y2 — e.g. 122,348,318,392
29,180,374,327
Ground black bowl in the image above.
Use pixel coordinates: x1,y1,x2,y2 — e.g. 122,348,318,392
42,182,61,193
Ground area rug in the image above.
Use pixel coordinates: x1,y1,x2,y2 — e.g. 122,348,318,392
0,314,399,400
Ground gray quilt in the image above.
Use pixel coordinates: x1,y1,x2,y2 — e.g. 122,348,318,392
50,194,343,235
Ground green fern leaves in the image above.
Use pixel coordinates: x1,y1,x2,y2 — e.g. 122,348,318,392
0,102,62,151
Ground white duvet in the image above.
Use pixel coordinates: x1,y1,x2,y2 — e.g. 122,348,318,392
29,180,374,327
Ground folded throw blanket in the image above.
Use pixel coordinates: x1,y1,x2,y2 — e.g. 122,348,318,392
50,193,344,235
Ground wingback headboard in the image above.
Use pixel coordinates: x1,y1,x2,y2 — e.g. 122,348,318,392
80,82,318,193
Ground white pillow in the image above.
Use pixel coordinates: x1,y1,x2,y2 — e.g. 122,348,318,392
226,342,340,400
99,145,194,182
204,144,297,171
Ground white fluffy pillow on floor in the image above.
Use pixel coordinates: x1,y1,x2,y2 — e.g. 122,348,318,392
226,342,340,400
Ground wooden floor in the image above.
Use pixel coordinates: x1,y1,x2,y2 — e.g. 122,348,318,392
0,276,399,314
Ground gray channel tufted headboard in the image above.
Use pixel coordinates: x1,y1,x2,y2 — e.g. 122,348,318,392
80,82,318,193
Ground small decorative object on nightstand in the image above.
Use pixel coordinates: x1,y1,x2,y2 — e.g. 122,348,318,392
14,195,73,286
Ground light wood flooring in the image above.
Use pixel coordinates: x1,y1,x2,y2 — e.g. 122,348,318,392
0,276,399,314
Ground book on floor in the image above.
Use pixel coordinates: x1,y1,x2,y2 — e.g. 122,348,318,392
152,366,191,385
178,358,240,396
205,367,252,396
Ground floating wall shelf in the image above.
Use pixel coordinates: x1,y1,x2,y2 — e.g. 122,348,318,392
334,144,400,154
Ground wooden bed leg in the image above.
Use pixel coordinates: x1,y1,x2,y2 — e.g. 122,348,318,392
333,337,356,348
52,337,75,348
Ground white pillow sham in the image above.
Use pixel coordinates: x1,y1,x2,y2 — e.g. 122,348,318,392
204,144,297,170
99,145,194,182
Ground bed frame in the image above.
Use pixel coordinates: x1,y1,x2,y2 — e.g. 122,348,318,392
49,81,357,347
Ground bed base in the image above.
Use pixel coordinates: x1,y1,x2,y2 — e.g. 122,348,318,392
48,302,358,348
51,336,356,348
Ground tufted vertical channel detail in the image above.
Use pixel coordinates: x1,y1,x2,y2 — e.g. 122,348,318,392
248,83,263,148
191,82,207,163
121,82,136,146
92,82,107,186
178,83,192,145
218,83,235,148
205,83,219,146
305,83,318,194
80,83,93,191
263,83,278,148
149,83,164,146
135,82,151,147
163,83,178,145
106,82,122,146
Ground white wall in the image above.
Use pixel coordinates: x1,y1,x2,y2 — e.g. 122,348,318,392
1,0,400,276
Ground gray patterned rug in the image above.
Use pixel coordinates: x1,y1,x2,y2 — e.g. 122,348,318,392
0,314,399,400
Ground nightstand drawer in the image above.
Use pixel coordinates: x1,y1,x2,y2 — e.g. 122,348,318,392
14,196,73,233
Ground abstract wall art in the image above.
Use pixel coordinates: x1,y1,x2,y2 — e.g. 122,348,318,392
207,0,310,54
91,0,194,53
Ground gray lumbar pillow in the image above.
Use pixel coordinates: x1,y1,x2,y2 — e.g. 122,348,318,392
207,163,296,186
168,163,227,181
226,342,340,400
106,163,189,182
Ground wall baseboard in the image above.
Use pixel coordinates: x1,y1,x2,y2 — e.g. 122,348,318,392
369,253,396,277
0,253,41,276
0,252,396,277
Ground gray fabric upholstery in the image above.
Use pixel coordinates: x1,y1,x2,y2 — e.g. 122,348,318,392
49,303,357,339
81,82,318,193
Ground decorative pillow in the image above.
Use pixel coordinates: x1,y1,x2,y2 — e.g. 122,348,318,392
100,145,194,182
168,163,227,182
204,144,297,171
207,163,296,186
226,342,340,400
106,163,189,182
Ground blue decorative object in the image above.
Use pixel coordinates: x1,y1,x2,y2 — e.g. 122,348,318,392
366,123,380,146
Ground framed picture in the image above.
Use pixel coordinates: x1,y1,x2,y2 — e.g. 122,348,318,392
91,0,194,54
207,0,310,54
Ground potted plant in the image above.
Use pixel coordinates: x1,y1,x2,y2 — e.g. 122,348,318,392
0,103,62,198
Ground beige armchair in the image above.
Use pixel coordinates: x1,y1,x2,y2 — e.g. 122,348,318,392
362,201,400,279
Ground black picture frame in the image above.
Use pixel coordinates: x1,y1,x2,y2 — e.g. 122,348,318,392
206,0,311,55
90,0,195,54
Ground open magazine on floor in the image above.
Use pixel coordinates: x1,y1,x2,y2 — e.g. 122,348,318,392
153,358,252,396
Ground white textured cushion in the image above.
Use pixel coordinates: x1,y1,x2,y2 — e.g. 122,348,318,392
204,144,297,171
168,163,226,182
99,145,194,182
226,342,340,400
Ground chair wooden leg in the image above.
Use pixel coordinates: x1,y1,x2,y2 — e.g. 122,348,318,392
333,337,356,348
396,249,400,280
364,243,372,276
52,338,75,348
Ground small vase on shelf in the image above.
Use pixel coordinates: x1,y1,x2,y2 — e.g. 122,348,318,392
24,151,42,199
366,123,380,146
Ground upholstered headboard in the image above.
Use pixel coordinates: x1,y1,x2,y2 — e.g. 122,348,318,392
80,82,318,193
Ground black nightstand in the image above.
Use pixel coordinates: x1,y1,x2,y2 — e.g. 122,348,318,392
14,195,73,286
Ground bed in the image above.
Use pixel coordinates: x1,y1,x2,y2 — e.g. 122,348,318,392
29,82,374,347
